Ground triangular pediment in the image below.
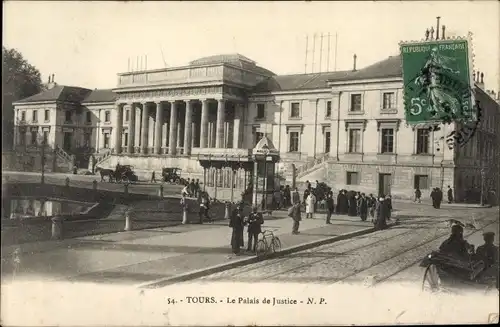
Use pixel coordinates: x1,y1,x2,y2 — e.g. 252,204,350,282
252,136,279,156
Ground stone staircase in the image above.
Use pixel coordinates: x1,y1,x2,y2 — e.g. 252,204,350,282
278,153,329,185
89,149,113,170
54,145,75,172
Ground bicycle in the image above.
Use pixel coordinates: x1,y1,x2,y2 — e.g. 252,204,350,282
255,230,282,257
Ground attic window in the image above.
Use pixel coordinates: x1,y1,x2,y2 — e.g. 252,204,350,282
256,103,265,119
86,111,91,123
65,111,72,122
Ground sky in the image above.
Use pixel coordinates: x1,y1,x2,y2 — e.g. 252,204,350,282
3,1,499,93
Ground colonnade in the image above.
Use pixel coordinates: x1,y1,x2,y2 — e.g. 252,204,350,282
113,98,243,156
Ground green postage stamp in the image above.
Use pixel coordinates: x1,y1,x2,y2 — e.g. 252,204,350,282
400,36,475,125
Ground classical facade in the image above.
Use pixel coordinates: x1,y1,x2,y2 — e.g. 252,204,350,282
11,53,500,201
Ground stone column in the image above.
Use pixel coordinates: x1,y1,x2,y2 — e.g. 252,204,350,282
141,102,149,154
215,99,226,148
135,107,141,150
169,101,178,155
154,101,163,154
200,99,209,148
184,100,193,155
233,103,243,148
329,92,341,160
127,103,136,154
114,103,123,154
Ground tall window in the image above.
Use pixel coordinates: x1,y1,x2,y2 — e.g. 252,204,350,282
382,92,395,109
290,102,300,118
103,133,110,148
21,111,26,121
43,131,49,145
324,131,331,153
346,172,360,185
256,103,265,119
381,128,394,153
31,131,37,145
19,131,26,145
124,132,128,147
44,110,50,122
350,94,362,112
125,110,130,122
348,129,361,153
414,175,429,189
326,101,332,118
416,129,430,154
104,111,111,122
65,111,72,122
86,111,92,123
289,131,299,152
32,110,38,122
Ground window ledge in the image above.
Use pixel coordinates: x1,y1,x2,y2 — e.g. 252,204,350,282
412,153,433,156
377,152,397,155
346,152,364,155
380,109,398,114
288,116,302,120
348,111,365,115
103,121,111,124
254,117,266,121
44,120,50,123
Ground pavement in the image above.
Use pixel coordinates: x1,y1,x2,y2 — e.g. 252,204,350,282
1,210,384,287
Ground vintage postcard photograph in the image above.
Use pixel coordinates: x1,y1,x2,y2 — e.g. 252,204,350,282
2,0,499,326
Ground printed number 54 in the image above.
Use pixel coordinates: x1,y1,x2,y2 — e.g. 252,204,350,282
410,97,427,115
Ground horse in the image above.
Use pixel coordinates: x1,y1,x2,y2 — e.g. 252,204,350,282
95,167,115,182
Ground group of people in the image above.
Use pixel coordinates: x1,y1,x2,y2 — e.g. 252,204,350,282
229,203,264,255
181,178,202,198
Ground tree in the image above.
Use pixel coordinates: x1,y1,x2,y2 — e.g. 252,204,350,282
2,47,44,151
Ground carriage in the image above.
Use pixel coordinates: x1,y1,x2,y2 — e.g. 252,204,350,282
162,168,185,184
96,165,138,183
420,250,498,293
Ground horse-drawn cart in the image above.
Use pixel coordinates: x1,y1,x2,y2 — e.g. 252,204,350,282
96,165,138,183
421,251,498,293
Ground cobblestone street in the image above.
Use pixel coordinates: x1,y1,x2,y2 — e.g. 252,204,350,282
199,206,499,287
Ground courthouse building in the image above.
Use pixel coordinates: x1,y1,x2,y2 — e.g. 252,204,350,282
11,53,500,201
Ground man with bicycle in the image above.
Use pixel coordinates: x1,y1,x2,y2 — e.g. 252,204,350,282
246,206,264,253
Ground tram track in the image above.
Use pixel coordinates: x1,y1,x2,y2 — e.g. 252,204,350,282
205,214,495,283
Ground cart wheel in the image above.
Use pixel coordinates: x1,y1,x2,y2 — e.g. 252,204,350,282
256,240,267,257
422,264,441,292
271,237,282,253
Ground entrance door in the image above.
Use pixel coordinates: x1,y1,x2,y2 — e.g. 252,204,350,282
63,132,73,151
324,132,331,153
378,173,392,196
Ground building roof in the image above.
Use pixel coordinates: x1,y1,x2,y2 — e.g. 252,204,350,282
253,55,403,92
190,53,256,66
82,89,117,103
190,53,275,77
15,85,92,104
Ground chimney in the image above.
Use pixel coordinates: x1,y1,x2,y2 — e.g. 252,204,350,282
436,16,441,40
46,73,57,90
353,54,357,71
442,25,446,39
476,71,485,90
52,74,55,83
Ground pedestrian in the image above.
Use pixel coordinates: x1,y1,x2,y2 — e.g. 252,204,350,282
386,194,393,220
347,191,357,217
273,187,283,209
415,187,422,203
358,193,368,221
246,206,264,252
284,185,291,207
447,186,454,204
325,192,334,224
436,187,443,209
289,202,302,234
368,194,376,221
151,171,157,183
198,192,210,224
375,196,389,231
195,179,200,197
229,202,245,255
182,184,190,197
305,191,316,219
303,188,310,205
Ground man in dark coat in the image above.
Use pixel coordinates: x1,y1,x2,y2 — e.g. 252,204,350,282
229,202,245,254
284,185,291,207
447,186,454,204
414,188,422,203
368,194,377,220
358,193,368,221
325,192,334,224
246,206,264,252
375,196,389,230
347,191,357,217
291,202,302,234
436,188,443,209
336,191,342,214
431,188,438,208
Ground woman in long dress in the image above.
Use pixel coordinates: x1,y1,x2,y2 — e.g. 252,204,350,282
305,192,316,219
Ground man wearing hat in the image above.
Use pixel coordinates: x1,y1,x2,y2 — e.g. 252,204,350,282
476,232,498,270
439,224,474,260
246,206,264,252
